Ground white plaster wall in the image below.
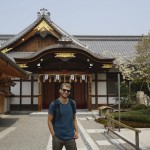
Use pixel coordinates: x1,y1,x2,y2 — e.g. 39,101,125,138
98,82,107,95
108,97,116,104
22,82,31,95
92,97,95,104
11,97,20,104
33,97,38,104
97,73,106,80
11,82,20,95
98,97,107,104
22,98,31,104
92,82,95,95
34,82,38,95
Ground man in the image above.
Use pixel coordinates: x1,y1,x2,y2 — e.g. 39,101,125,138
48,83,79,150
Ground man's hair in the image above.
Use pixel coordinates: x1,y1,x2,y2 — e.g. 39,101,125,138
60,83,71,89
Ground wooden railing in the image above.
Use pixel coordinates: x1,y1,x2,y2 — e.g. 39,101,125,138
106,114,141,150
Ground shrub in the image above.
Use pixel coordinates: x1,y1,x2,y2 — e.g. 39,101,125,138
95,118,107,127
138,106,150,115
132,104,147,110
111,111,150,123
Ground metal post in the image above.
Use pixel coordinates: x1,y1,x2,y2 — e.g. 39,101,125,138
135,131,140,150
118,73,121,131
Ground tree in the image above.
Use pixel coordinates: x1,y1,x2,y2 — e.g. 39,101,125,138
115,82,136,111
114,33,150,93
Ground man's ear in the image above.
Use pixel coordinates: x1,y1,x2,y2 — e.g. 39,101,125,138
59,89,61,93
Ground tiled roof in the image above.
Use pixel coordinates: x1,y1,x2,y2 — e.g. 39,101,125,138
0,20,41,49
13,44,111,62
1,35,142,60
6,52,34,62
0,34,142,59
74,35,142,58
0,34,14,40
0,51,28,78
0,34,14,46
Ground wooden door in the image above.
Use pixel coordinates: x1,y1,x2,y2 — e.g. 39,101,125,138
42,81,87,109
42,81,55,109
74,82,86,109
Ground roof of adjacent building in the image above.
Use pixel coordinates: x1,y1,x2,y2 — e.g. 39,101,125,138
0,51,28,78
75,35,141,58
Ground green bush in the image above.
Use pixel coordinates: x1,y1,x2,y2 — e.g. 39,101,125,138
132,104,147,110
111,111,150,123
138,106,150,115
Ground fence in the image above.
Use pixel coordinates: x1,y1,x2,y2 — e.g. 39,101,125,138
105,114,141,150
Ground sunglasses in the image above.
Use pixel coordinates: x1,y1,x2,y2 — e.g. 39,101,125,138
62,89,70,93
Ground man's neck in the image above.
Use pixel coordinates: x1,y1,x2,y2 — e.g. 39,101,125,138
59,97,68,104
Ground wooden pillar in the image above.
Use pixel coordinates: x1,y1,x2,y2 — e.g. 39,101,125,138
95,73,98,108
106,71,109,105
88,75,92,111
38,80,42,111
19,79,22,111
0,92,4,113
31,76,34,110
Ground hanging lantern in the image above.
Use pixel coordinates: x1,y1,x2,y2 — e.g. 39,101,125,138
70,74,74,82
69,75,74,82
45,74,49,80
82,75,86,80
56,74,60,82
71,75,75,80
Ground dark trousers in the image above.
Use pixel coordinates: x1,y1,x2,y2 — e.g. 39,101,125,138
52,135,77,150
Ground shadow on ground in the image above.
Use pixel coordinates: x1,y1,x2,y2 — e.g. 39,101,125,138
0,118,19,127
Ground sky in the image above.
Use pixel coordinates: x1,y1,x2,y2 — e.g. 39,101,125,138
0,0,150,35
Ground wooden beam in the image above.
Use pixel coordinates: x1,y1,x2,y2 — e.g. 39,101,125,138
38,81,42,111
88,75,92,111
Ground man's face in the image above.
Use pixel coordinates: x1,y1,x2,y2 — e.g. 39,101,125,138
59,85,71,98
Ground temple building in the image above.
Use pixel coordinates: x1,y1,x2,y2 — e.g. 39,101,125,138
0,51,28,114
0,8,142,112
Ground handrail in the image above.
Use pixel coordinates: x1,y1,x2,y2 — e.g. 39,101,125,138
106,114,141,132
106,114,141,150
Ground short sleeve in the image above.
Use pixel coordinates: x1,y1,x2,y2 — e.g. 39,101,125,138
48,102,54,114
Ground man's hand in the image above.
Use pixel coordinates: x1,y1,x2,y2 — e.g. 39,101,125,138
74,131,79,139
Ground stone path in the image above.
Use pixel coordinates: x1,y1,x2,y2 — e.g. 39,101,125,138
0,111,150,150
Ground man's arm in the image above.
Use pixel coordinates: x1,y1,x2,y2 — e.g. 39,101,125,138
48,114,55,137
74,115,79,139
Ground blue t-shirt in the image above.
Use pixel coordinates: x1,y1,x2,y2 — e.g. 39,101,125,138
48,99,76,140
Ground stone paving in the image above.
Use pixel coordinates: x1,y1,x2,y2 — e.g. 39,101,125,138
0,114,49,150
77,113,129,150
0,111,150,150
